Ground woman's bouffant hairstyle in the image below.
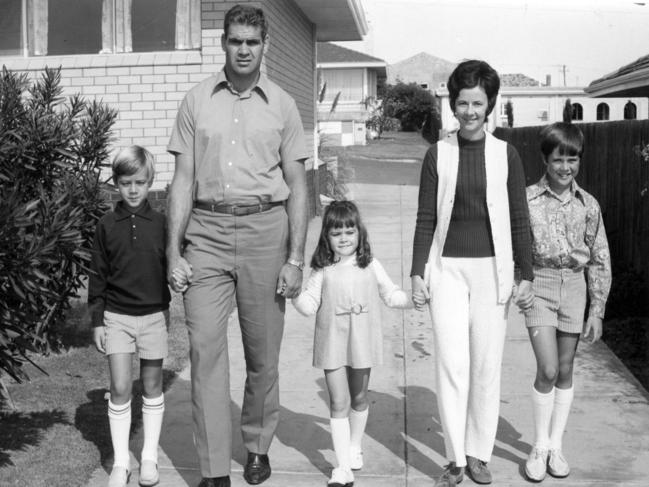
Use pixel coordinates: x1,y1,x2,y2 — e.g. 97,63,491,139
112,145,155,184
224,4,268,39
447,59,500,116
539,122,585,159
311,200,372,270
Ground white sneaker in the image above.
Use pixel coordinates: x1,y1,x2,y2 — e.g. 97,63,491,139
349,446,363,470
327,467,354,486
107,466,130,487
138,459,159,486
525,447,548,482
548,449,570,478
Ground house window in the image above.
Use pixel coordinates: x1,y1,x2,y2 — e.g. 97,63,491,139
321,68,364,103
624,101,637,120
571,103,583,121
0,0,22,56
420,83,428,89
0,0,200,57
596,103,609,121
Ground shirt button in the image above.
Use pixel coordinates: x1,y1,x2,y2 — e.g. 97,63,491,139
231,140,236,145
228,162,232,166
131,215,135,218
226,184,230,188
234,118,239,123
132,225,135,228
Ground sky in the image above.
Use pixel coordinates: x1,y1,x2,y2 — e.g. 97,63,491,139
334,0,649,87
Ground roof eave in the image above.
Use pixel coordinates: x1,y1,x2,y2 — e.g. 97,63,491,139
585,67,649,97
293,0,368,41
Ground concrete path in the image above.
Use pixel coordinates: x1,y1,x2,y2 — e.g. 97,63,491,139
87,182,649,487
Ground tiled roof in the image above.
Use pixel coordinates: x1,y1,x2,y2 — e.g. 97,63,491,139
589,53,649,85
317,42,386,64
500,73,541,87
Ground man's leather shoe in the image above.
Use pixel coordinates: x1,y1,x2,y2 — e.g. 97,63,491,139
243,452,271,485
197,476,231,487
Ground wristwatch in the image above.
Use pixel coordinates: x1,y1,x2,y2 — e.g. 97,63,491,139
286,258,304,271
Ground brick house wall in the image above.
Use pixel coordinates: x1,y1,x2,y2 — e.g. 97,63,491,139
1,0,320,216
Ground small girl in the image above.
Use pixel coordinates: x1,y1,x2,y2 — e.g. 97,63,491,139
523,122,611,482
292,200,412,487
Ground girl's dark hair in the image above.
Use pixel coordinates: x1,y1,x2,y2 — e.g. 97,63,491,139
539,122,585,159
447,59,500,116
311,200,372,269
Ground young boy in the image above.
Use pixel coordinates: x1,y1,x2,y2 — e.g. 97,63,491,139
89,145,171,487
522,123,611,482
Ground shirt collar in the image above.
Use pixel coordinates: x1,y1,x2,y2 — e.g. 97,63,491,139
114,199,154,221
529,175,586,204
213,69,269,103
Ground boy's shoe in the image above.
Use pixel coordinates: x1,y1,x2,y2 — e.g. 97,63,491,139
138,459,159,486
349,446,363,470
327,467,354,486
466,456,492,484
434,462,464,487
525,447,548,482
547,449,570,478
108,466,130,487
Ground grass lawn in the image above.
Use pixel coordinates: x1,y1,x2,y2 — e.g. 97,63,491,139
0,291,189,487
320,130,430,162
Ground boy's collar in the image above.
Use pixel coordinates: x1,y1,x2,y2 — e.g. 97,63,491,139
114,200,154,221
530,175,585,203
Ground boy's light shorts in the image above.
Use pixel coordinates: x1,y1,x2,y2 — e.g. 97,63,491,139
104,310,169,359
525,267,586,334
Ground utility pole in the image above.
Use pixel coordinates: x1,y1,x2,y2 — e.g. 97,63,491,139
554,64,568,87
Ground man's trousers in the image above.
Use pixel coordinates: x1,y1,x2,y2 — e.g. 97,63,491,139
183,205,289,477
428,257,509,466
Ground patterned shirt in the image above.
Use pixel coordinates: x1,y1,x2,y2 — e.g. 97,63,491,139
527,175,611,319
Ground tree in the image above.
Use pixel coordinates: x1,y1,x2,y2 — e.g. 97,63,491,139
383,82,437,132
563,98,572,123
365,97,400,140
0,67,117,387
505,99,514,128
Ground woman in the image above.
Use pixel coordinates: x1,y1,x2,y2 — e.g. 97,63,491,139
411,60,534,487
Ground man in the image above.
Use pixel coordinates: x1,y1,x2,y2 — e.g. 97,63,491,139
166,5,308,487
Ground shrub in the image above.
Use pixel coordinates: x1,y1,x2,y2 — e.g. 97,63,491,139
0,67,116,383
383,82,437,132
605,263,649,320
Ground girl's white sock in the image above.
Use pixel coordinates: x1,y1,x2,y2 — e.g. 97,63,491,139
330,417,352,471
141,394,165,463
531,386,555,449
108,399,132,469
349,407,369,450
549,385,574,451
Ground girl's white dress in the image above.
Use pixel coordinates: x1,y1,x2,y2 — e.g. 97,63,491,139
293,257,411,369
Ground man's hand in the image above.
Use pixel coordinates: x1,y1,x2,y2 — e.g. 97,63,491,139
583,316,603,343
93,326,106,353
514,279,534,312
168,254,193,293
277,263,303,299
411,275,430,311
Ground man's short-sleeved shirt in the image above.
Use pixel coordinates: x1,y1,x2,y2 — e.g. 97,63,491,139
167,70,308,205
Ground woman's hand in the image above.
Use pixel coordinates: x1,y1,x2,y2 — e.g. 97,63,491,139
514,279,534,312
411,275,431,311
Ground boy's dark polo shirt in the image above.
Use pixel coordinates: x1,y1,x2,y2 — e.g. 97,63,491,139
88,200,171,327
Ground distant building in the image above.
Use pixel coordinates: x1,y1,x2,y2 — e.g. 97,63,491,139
387,52,455,91
317,42,386,146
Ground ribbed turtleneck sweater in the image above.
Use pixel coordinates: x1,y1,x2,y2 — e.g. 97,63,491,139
411,134,534,281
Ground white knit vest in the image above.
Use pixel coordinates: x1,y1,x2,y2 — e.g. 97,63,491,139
424,131,514,304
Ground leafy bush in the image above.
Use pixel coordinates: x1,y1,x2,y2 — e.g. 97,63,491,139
605,263,649,320
383,82,437,131
0,67,116,383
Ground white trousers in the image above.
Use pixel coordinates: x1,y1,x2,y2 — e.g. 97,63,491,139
428,257,509,466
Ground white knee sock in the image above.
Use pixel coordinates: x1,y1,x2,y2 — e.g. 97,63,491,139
141,394,165,463
531,386,555,449
108,399,132,469
330,417,351,471
549,385,574,451
349,407,368,451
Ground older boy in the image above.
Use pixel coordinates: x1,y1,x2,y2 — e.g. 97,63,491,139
523,123,611,482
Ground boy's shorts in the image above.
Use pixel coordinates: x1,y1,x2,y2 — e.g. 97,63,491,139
525,267,586,334
104,310,169,359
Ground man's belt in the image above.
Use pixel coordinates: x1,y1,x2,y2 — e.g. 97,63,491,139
194,200,283,216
